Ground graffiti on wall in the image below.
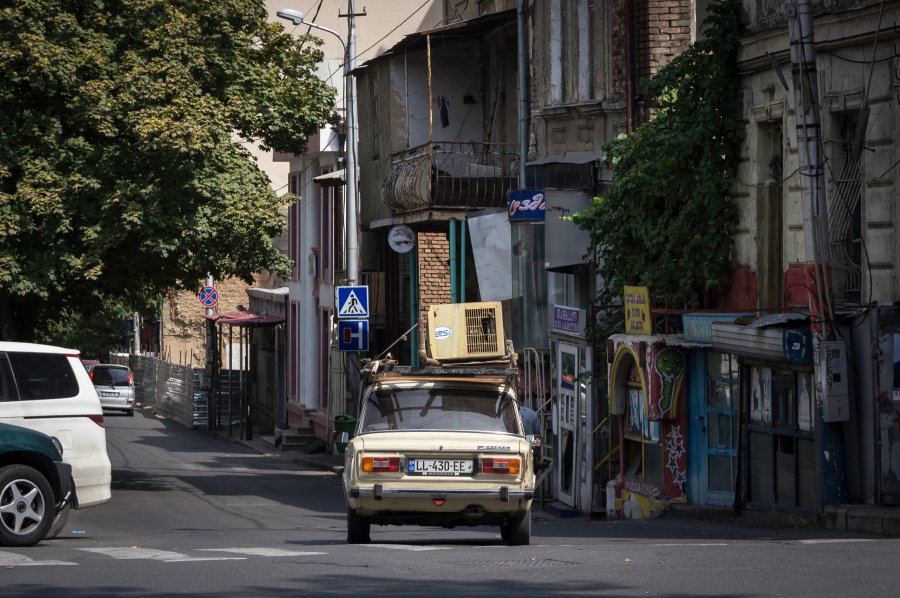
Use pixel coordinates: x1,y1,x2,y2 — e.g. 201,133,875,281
665,425,688,494
648,347,686,419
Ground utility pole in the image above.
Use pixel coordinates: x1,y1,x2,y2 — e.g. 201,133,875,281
787,0,847,506
339,1,365,285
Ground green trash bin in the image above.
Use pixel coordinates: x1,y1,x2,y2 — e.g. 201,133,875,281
333,414,356,454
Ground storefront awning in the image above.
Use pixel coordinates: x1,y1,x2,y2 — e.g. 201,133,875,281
206,311,284,327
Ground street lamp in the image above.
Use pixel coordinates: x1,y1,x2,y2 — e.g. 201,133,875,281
277,8,359,285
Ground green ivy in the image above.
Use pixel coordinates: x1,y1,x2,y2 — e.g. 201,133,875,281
572,0,744,335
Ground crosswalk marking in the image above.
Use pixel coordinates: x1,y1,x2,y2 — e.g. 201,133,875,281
197,548,327,557
363,544,452,551
79,547,245,562
0,552,76,567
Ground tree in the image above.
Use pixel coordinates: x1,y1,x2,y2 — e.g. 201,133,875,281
571,0,744,334
0,0,337,341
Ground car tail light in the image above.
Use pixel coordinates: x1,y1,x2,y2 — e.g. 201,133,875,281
87,414,105,427
361,456,401,473
482,457,520,475
89,370,95,381
128,370,134,386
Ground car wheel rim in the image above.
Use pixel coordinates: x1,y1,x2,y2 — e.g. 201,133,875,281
0,478,46,535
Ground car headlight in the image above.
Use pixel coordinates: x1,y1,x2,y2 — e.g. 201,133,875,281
51,436,64,458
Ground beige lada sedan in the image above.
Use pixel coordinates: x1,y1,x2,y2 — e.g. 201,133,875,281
339,366,536,545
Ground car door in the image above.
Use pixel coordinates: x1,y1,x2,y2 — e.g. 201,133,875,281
0,354,25,420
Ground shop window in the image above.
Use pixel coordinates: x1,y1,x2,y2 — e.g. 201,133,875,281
623,362,662,484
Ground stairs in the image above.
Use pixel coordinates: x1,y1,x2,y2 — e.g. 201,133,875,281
261,422,318,453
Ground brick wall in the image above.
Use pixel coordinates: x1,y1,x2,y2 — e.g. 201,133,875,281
418,232,451,323
635,0,693,82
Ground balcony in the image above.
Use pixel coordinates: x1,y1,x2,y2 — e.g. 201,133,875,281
382,142,518,214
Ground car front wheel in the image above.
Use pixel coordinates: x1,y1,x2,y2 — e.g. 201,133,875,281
0,465,54,547
346,508,371,544
501,509,531,546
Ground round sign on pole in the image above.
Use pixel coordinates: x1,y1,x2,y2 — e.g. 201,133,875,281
198,286,219,307
388,224,416,253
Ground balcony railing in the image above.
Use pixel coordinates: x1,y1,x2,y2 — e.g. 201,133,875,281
382,141,518,214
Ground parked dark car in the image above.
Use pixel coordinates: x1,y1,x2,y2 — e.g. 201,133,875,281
0,422,72,547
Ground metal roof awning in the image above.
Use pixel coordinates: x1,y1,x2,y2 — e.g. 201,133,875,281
525,151,605,166
352,9,516,74
313,169,346,187
207,311,284,327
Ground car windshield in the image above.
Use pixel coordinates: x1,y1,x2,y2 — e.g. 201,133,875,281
360,385,520,434
92,367,130,386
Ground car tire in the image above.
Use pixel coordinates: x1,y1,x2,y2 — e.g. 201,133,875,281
502,509,531,546
126,408,134,417
346,508,371,544
46,502,71,539
0,464,54,547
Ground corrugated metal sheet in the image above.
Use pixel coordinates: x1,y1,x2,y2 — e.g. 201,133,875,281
710,323,785,361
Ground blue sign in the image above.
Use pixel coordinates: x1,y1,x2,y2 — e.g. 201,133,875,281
198,286,219,307
507,190,546,221
552,305,584,337
338,320,369,352
336,286,369,319
783,328,813,364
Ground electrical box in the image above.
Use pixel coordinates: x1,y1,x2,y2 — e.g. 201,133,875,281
820,340,850,422
427,302,505,362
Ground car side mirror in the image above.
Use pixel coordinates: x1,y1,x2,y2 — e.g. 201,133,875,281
525,434,535,444
333,431,349,445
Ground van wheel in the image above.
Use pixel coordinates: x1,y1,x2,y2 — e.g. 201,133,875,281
0,465,54,547
47,502,71,539
126,408,134,417
502,510,531,546
346,508,371,544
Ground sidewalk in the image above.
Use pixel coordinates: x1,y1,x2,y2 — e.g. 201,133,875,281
229,433,900,536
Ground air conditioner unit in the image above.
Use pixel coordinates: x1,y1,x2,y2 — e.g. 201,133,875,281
427,302,506,361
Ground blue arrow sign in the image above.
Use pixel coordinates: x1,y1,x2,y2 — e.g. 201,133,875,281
338,320,369,352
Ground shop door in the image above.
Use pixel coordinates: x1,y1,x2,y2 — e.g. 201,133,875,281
556,342,579,507
689,352,739,506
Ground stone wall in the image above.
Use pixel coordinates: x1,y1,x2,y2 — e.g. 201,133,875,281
161,277,257,368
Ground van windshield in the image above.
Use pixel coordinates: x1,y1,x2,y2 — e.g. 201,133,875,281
92,367,131,386
360,386,520,434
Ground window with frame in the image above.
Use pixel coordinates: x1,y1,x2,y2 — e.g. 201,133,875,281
6,353,79,400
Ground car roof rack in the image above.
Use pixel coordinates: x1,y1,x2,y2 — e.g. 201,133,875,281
358,359,519,389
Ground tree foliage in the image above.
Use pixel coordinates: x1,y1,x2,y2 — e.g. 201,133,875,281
0,0,337,340
572,0,744,330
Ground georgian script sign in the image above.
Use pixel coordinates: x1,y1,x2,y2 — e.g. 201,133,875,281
507,190,546,221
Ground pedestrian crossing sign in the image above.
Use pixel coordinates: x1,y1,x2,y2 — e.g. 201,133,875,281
336,286,369,319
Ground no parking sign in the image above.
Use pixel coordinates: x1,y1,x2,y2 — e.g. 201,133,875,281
198,286,219,307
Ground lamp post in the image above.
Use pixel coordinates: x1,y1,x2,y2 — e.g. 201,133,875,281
277,8,359,285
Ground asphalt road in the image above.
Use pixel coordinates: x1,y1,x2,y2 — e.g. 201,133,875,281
2,410,900,597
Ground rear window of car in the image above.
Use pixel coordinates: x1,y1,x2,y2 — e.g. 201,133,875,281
5,352,79,400
91,366,131,386
361,386,519,434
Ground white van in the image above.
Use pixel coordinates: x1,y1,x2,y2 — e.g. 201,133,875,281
0,342,112,513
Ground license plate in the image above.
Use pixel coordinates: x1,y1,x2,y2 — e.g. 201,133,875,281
407,458,473,476
100,391,119,397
